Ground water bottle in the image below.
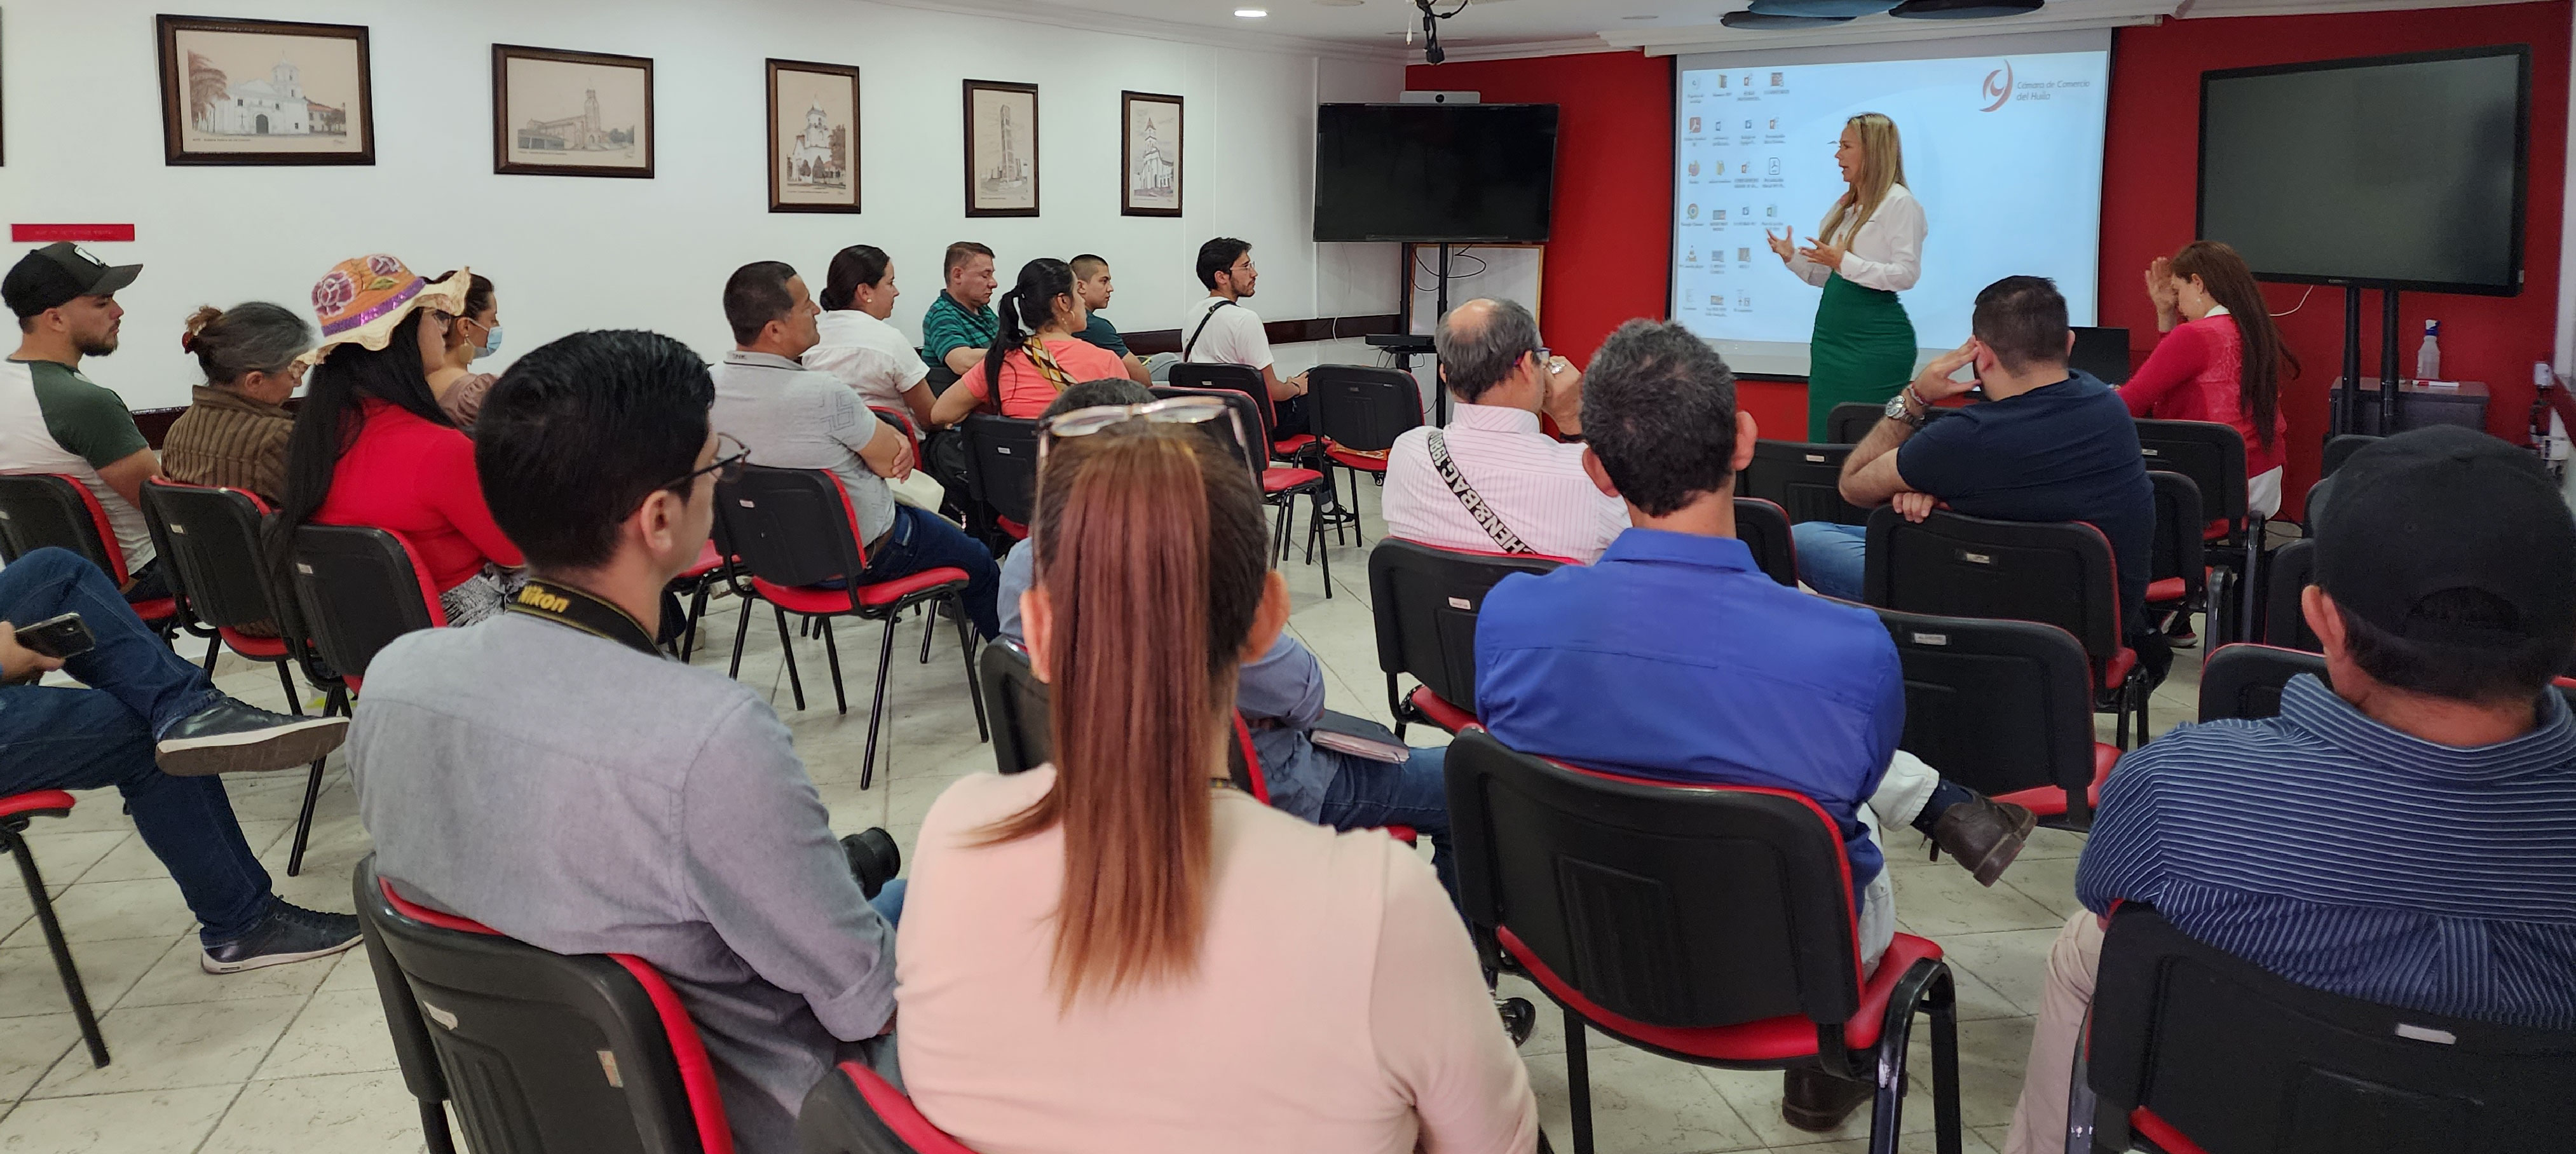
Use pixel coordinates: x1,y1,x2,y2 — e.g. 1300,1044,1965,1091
2416,320,2442,382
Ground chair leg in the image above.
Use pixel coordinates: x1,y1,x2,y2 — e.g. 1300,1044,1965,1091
200,634,221,674
680,580,712,663
1388,673,1407,742
1314,493,1333,599
955,594,990,743
1928,969,1964,1154
726,595,754,680
1564,1008,1593,1154
2239,519,2265,645
8,831,107,1067
418,1099,458,1154
860,614,900,791
285,760,325,877
821,617,849,716
918,603,937,665
275,661,303,715
773,606,807,711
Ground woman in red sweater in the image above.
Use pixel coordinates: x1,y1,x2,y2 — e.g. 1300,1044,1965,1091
275,255,525,627
2120,240,2296,519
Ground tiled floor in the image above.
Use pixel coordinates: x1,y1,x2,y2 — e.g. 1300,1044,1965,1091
0,494,2205,1153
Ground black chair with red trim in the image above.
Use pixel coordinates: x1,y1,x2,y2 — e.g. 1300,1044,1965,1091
712,465,986,789
2076,902,2576,1154
1154,384,1339,594
1874,607,2119,830
1743,440,1870,527
286,524,441,873
977,637,1048,777
1308,363,1424,540
958,414,1039,551
2133,419,2259,642
4,791,110,1069
1862,506,2153,747
2200,641,2576,726
669,540,730,663
1171,360,1315,465
1736,497,1799,587
1366,538,1565,738
2141,471,2206,647
2321,432,2382,480
2256,538,2319,652
799,1061,984,1154
1444,728,1963,1154
0,473,182,636
355,853,738,1154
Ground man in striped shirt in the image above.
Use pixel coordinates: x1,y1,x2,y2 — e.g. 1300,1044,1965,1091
2003,426,2576,1154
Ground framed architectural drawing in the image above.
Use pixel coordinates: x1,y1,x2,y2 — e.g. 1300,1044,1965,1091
768,59,859,214
493,44,653,178
963,79,1039,217
156,15,374,166
1122,92,1181,217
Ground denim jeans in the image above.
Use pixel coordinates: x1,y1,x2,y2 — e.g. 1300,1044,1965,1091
867,878,906,928
859,505,1002,641
1792,521,1871,601
1315,743,1455,901
0,548,275,944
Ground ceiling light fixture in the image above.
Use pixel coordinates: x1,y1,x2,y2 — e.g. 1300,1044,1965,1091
1235,7,1268,17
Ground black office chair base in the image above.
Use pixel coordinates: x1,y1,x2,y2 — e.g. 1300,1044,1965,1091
4,815,109,1068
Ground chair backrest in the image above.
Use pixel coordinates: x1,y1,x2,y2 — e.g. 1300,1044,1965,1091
2259,537,2320,651
868,405,924,466
355,855,735,1154
0,473,127,580
1366,539,1564,717
289,524,444,681
1306,364,1422,454
1168,362,1280,447
958,414,1039,536
1733,497,1798,587
2144,470,2205,601
1862,506,2125,664
1874,606,2099,813
2322,433,2383,479
977,637,1050,775
2086,903,2576,1154
2069,325,2132,385
2132,418,2248,529
1148,384,1265,479
2195,641,2324,723
798,1061,983,1154
714,465,867,591
1742,440,1867,526
1825,402,1883,445
140,480,279,630
1445,729,1867,1035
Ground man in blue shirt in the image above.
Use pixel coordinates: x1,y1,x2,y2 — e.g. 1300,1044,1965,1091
2001,426,2576,1154
1797,276,2163,681
1474,318,2036,1133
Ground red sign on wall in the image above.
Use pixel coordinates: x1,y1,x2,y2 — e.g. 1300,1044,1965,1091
11,224,138,243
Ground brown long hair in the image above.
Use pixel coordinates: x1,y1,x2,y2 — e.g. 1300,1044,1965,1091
2169,240,2294,450
979,423,1269,1007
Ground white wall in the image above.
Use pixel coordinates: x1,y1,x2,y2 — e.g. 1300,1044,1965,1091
0,0,1405,410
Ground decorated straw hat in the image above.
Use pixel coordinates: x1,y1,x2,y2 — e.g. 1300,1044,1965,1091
308,254,469,361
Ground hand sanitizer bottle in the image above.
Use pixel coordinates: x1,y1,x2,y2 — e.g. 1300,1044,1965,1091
2416,320,2442,383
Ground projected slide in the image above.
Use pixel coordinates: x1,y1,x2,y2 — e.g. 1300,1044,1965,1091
1670,50,2108,376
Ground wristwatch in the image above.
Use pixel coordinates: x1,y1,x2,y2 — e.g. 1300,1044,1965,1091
1883,388,1928,429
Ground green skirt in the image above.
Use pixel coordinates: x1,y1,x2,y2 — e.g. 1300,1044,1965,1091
1806,272,1917,441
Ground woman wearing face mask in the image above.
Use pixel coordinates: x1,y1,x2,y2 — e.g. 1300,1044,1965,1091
427,270,501,429
807,244,937,429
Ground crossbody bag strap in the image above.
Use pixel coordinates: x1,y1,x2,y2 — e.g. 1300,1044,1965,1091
1182,299,1236,361
1426,430,1535,555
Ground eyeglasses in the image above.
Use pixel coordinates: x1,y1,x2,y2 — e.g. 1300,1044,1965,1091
665,433,749,491
1227,261,1255,276
1035,397,1252,481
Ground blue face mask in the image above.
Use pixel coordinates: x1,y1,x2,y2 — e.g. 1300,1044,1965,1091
472,323,502,361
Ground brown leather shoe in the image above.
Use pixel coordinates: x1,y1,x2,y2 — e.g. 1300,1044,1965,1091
1781,1066,1876,1132
1930,796,2037,886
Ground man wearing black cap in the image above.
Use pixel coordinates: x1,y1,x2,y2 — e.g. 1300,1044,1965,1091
2000,424,2576,1154
3,243,164,601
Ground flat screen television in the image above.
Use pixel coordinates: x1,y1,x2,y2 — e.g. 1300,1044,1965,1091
1313,103,1558,243
2198,45,2530,294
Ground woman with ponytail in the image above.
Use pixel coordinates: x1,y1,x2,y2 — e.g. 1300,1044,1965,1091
2123,240,2296,518
895,417,1537,1154
928,257,1125,427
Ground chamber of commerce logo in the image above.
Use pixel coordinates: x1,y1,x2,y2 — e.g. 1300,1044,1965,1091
1981,60,2014,112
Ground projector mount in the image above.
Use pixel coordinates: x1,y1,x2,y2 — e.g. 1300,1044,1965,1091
1413,0,1470,64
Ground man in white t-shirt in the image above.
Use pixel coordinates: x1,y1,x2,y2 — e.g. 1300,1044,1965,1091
1182,237,1309,437
805,244,935,430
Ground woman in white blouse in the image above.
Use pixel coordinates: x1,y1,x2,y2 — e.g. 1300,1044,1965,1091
804,244,937,430
1766,112,1926,440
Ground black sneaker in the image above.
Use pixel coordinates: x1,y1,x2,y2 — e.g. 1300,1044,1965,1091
200,902,362,974
154,698,348,777
1497,996,1536,1047
843,829,901,899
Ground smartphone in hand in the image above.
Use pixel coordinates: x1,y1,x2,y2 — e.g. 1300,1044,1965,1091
15,613,96,660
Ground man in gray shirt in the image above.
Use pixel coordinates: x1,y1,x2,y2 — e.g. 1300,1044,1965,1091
351,329,903,1153
709,261,1000,637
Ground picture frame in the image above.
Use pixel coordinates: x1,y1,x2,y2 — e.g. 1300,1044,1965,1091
768,58,860,214
493,44,653,179
962,79,1039,217
155,14,374,166
1121,91,1182,217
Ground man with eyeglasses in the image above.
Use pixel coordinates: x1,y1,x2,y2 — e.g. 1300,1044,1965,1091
1184,237,1311,437
352,329,910,1154
2,243,168,602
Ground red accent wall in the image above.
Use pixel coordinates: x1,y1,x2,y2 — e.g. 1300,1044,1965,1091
1412,2,2572,511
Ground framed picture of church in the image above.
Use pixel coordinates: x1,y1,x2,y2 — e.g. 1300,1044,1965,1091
963,79,1039,218
768,59,860,214
155,15,374,166
493,44,653,179
1121,92,1182,217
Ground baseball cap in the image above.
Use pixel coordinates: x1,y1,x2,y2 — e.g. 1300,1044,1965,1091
2314,424,2576,648
3,243,143,318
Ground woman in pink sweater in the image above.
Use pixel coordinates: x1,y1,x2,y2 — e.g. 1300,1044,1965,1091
2119,240,2296,518
895,415,1537,1154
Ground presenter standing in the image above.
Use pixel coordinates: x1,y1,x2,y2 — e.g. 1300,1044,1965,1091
1768,112,1926,440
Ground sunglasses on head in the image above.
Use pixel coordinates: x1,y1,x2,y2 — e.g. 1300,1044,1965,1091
1035,397,1254,483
